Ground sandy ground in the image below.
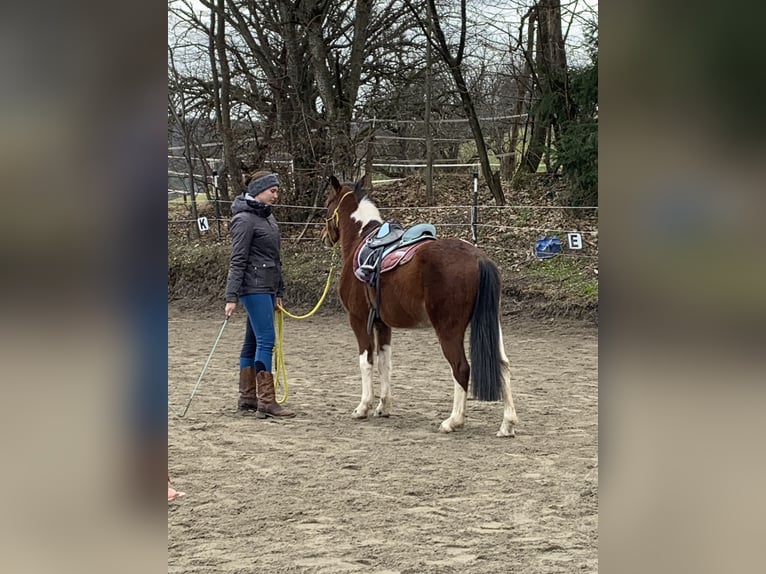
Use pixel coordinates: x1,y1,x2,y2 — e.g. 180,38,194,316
168,306,598,573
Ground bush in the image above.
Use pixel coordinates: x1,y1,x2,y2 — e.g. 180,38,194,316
556,27,598,207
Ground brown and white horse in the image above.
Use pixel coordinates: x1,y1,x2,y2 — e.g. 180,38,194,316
322,176,517,437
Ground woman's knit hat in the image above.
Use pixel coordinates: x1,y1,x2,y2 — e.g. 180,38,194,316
247,173,279,196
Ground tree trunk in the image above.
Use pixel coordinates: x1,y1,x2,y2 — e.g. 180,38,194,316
453,70,505,204
524,114,547,173
303,1,373,175
424,1,435,205
509,10,536,180
524,2,547,173
523,0,569,174
206,7,232,211
168,47,200,239
500,154,513,181
364,131,374,190
214,0,241,204
421,0,505,204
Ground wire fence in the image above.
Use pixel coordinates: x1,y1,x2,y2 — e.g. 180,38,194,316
169,199,599,261
168,147,598,261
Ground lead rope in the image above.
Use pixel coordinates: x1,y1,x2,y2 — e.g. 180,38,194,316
272,246,339,403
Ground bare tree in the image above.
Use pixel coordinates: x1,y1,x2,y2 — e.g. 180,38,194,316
522,0,569,173
168,46,201,238
510,8,537,178
168,0,596,210
211,0,242,201
408,0,505,204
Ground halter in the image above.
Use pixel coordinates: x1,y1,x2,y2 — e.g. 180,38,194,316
324,189,354,246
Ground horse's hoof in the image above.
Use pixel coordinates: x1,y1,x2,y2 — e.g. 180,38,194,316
496,428,516,438
374,410,390,418
439,422,454,433
352,409,369,419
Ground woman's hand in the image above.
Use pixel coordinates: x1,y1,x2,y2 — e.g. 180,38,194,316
224,302,237,317
275,297,283,310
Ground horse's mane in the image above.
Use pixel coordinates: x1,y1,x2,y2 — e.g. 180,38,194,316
341,179,367,196
340,179,370,202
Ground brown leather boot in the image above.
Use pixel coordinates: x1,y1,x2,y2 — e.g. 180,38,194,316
256,371,295,418
237,366,258,411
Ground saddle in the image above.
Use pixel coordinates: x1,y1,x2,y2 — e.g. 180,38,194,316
353,221,437,332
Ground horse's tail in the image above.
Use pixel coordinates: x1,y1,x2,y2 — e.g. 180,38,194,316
470,258,503,402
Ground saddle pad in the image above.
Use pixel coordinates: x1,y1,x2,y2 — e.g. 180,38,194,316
379,240,431,272
352,228,436,284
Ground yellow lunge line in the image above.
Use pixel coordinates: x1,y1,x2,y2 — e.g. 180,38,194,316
273,309,289,404
272,248,338,403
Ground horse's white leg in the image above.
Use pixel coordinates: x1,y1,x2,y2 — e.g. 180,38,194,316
439,379,467,433
352,350,374,418
375,344,392,417
496,322,518,437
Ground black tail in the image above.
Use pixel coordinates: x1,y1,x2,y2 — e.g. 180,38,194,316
470,259,503,401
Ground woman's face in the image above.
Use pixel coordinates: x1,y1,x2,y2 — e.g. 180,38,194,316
255,186,279,205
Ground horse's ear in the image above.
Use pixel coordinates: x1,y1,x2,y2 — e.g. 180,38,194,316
353,178,366,201
329,175,341,193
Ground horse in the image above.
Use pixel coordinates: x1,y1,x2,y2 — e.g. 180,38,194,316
322,176,518,437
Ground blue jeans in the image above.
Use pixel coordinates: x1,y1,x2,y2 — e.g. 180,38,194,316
239,293,276,372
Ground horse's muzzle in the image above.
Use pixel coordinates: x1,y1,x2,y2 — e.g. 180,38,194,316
320,227,331,248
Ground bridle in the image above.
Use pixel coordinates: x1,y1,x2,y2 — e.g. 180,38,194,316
323,189,354,246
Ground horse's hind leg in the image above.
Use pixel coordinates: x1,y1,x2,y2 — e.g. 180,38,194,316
374,323,392,417
497,322,518,437
349,314,375,418
436,333,470,433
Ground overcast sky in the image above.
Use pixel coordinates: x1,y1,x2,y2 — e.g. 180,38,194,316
169,0,598,68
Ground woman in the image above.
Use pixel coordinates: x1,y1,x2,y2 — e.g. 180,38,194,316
224,170,295,418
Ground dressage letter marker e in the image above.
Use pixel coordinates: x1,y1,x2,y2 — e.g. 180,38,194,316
197,216,209,232
567,232,582,250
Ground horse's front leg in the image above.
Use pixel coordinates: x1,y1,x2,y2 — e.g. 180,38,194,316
374,323,392,417
349,315,374,418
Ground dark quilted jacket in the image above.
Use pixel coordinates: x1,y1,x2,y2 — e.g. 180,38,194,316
224,194,284,302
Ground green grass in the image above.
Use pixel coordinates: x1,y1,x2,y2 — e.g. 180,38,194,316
515,207,532,226
525,256,598,300
168,196,212,207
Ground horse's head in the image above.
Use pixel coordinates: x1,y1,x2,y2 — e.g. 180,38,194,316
322,175,365,247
